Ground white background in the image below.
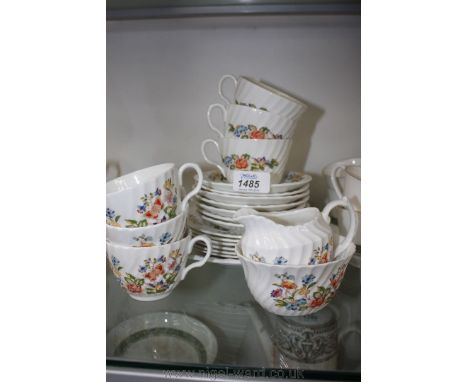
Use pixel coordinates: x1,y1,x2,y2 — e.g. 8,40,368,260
1,1,468,381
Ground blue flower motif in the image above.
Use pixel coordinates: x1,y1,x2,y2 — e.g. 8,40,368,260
161,216,167,223
234,125,249,137
138,265,147,273
302,274,316,285
159,232,172,245
223,155,233,166
172,195,177,203
274,256,288,265
296,298,307,306
308,258,316,265
157,255,166,263
286,303,299,311
137,205,146,213
106,208,115,219
155,188,162,196
174,264,181,272
111,256,119,266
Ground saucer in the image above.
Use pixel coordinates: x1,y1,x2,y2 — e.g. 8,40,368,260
107,312,218,364
199,214,244,230
197,195,309,212
197,170,312,194
199,189,309,206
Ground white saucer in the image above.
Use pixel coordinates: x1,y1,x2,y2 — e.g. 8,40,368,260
107,312,218,364
201,183,310,198
199,189,310,206
197,195,309,212
197,201,308,219
199,214,244,230
197,170,312,194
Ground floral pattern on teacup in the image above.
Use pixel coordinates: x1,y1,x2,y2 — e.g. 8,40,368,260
223,154,279,171
235,100,268,112
270,264,347,312
274,256,288,265
228,124,283,139
250,253,266,263
106,208,121,227
131,232,173,247
134,178,178,226
109,249,183,295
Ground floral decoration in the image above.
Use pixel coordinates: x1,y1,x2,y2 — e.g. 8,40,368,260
130,178,178,227
235,99,268,112
308,242,333,265
132,234,155,247
110,249,183,296
222,153,279,171
106,208,121,227
270,265,347,311
159,232,173,245
274,256,288,265
250,253,266,263
283,172,304,183
228,124,282,139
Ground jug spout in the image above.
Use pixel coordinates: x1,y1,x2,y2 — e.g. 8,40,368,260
233,208,278,230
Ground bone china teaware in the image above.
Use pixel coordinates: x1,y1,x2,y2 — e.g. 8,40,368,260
218,75,307,120
234,198,357,265
235,239,356,316
207,103,297,139
201,138,292,184
107,235,212,301
106,210,187,247
106,163,202,227
331,163,361,212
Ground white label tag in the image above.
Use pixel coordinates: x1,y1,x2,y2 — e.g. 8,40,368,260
232,171,271,193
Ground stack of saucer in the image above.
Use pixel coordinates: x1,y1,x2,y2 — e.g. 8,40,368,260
189,170,312,263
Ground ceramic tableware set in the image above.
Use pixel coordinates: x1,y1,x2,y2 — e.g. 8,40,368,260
106,163,213,301
233,197,358,316
193,75,311,263
201,74,307,184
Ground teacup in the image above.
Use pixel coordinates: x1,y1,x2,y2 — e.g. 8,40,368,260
106,210,187,247
106,235,212,301
218,75,307,120
336,206,361,246
106,163,202,227
201,138,292,184
207,103,297,139
236,239,355,316
331,164,361,212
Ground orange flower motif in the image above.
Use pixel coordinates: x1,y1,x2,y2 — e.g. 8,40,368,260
144,264,164,281
281,280,297,289
127,284,142,293
235,158,249,169
250,130,265,139
310,297,325,308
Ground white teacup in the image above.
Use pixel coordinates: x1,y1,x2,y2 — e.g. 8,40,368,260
218,75,307,120
106,163,202,227
107,235,212,301
201,138,292,184
207,103,297,139
331,164,361,212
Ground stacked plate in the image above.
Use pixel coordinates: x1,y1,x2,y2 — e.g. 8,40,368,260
189,170,312,264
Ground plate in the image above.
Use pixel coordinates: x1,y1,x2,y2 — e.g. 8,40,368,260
107,312,218,364
199,214,244,229
198,208,233,223
197,170,312,194
197,195,310,212
199,189,309,206
189,222,242,239
201,184,310,197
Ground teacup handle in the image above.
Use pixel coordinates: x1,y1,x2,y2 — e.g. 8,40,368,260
330,163,346,199
181,235,212,280
201,139,227,178
322,197,358,257
207,103,227,138
218,74,237,105
178,163,203,212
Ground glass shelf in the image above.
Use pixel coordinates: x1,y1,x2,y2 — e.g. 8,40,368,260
106,258,360,381
107,0,361,20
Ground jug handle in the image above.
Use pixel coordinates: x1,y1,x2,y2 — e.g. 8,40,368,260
181,235,212,280
322,197,358,257
201,139,227,178
207,103,227,138
330,163,346,199
178,163,203,213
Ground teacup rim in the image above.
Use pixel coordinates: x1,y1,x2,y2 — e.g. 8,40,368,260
107,234,191,252
106,163,176,195
226,103,294,123
239,76,308,108
105,210,187,232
